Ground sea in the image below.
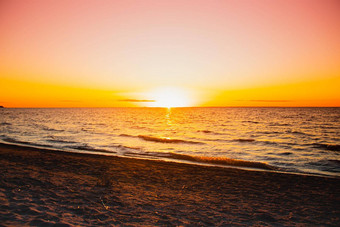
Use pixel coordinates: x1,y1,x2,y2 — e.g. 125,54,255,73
0,107,339,177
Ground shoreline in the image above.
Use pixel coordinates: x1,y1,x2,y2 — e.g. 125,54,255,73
1,141,338,179
1,142,339,225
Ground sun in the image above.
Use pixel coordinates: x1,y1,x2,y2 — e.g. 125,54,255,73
146,87,193,108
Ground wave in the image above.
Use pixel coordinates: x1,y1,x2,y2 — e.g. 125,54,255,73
86,122,106,126
307,159,340,173
261,140,304,150
46,139,77,144
261,131,280,134
197,130,224,135
285,130,309,136
41,126,64,132
1,137,53,148
233,138,256,143
311,143,340,152
137,135,204,144
119,133,135,138
0,122,11,126
261,140,280,146
149,152,276,170
119,133,204,144
320,126,339,130
268,123,291,127
197,130,213,133
198,138,256,143
278,152,293,156
131,125,149,130
242,120,260,124
120,145,143,151
65,145,116,154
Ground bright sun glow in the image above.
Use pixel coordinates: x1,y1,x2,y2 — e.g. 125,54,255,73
146,87,193,108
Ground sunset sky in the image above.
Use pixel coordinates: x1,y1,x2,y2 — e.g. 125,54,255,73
1,0,339,107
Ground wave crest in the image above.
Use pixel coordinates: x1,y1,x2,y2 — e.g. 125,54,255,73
0,122,11,126
161,153,276,170
1,137,53,148
46,139,76,144
120,134,204,144
312,143,340,152
138,135,204,144
233,139,256,143
65,145,116,154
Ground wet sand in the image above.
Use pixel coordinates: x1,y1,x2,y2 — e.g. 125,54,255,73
0,142,339,226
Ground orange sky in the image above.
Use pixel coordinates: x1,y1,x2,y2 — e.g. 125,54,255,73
1,0,339,107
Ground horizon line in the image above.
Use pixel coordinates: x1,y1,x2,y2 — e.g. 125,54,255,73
1,106,340,109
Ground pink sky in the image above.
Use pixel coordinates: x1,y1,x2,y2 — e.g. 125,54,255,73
1,0,339,107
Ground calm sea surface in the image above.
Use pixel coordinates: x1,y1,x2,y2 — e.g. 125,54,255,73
0,107,339,176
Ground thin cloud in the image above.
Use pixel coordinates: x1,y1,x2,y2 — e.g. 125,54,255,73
236,100,293,103
118,99,155,103
59,100,81,103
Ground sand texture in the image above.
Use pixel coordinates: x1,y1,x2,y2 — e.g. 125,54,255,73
0,143,339,226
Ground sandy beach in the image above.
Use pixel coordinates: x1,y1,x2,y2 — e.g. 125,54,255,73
0,142,339,226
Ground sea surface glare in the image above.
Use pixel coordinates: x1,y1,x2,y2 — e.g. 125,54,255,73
0,107,339,176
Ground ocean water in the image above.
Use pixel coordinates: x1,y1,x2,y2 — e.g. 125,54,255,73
0,107,339,176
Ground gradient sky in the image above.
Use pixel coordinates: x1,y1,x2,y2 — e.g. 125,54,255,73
1,0,339,107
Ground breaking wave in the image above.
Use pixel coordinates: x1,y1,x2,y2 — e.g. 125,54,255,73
119,133,204,144
40,126,64,132
46,139,77,144
65,145,116,154
1,136,53,148
137,135,204,144
145,152,277,170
